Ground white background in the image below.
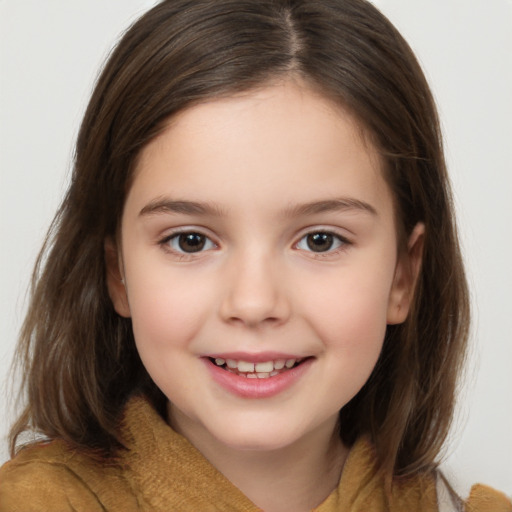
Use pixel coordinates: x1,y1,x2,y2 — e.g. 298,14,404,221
1,0,511,498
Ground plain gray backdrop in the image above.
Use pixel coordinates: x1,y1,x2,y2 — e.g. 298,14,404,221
1,0,511,497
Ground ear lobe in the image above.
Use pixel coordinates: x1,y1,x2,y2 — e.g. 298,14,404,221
104,238,131,318
387,223,425,325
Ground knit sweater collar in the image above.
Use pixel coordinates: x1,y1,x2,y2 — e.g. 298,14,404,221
119,396,437,511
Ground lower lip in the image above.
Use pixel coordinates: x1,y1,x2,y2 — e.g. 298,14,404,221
203,358,313,399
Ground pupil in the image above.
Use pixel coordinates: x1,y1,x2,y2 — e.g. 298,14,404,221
178,233,205,253
307,233,333,252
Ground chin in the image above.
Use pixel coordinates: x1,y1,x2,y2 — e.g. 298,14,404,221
218,433,297,452
207,417,314,453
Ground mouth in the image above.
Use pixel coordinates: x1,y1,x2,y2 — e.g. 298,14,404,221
207,357,308,379
204,354,314,398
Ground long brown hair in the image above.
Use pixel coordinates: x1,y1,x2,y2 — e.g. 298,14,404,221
10,0,469,478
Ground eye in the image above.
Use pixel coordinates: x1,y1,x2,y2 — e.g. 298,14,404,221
296,231,346,253
165,232,216,253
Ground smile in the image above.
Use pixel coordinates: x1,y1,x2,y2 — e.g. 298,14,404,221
204,355,313,398
209,357,304,379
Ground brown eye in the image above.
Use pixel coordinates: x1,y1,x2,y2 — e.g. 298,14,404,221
164,232,215,254
296,232,345,253
306,233,334,252
178,233,206,252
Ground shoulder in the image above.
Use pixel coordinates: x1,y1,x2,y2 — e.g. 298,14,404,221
388,474,512,512
339,438,511,512
0,443,102,512
465,484,512,512
436,473,512,512
0,440,139,512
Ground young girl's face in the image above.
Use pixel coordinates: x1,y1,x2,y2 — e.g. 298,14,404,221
108,81,420,453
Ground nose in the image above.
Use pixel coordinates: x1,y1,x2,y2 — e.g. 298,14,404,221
219,250,291,328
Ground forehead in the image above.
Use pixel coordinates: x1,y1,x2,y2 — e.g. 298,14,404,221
128,81,393,221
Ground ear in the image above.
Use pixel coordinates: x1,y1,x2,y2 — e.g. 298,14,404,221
387,223,425,325
104,238,131,318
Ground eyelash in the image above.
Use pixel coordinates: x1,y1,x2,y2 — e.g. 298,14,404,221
158,230,217,259
294,230,350,257
158,229,351,259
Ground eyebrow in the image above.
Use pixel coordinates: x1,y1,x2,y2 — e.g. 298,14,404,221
139,197,377,218
284,198,378,217
139,198,225,217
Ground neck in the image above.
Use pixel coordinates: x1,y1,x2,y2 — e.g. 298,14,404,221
168,408,348,512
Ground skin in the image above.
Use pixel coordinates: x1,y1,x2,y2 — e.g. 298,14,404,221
106,80,423,512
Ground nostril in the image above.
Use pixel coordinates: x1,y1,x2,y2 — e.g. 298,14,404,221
226,314,283,328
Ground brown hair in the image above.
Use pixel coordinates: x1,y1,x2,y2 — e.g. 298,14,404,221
10,0,469,478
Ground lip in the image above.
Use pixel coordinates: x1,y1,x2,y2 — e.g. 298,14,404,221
206,351,305,363
203,356,313,399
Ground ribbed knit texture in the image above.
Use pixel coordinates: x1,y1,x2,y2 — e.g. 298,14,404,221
1,396,510,511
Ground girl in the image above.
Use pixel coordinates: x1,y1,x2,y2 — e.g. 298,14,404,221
0,0,510,510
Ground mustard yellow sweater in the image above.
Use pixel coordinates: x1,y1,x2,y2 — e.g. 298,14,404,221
0,396,510,511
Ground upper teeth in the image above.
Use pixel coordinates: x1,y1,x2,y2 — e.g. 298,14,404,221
213,358,299,373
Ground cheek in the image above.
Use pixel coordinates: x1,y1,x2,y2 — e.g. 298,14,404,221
126,270,213,352
125,275,212,405
303,271,392,408
300,261,394,357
